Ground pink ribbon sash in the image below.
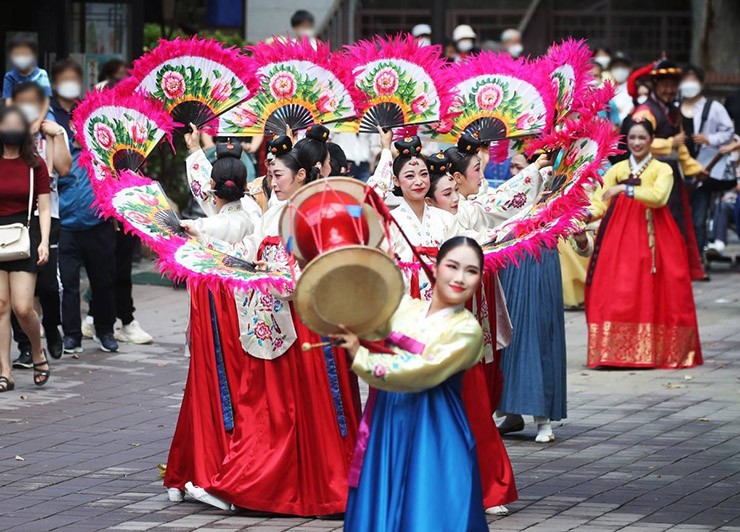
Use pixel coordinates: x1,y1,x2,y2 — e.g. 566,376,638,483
347,332,426,488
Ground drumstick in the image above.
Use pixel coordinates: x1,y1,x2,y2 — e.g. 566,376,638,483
301,339,343,351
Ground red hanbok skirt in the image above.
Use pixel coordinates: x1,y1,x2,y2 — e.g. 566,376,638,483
205,303,361,516
586,195,702,368
164,282,244,490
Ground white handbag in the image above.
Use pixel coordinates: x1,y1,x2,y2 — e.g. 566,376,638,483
0,168,33,262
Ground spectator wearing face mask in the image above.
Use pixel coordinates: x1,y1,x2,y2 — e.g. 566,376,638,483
592,46,612,79
291,10,315,39
50,58,84,139
678,65,735,255
453,25,480,61
609,51,634,121
95,59,129,90
500,28,524,59
3,35,51,134
411,24,432,47
9,81,71,368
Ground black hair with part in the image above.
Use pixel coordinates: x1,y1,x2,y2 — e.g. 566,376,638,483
11,81,45,102
211,143,247,202
51,57,84,82
327,142,349,176
445,134,482,176
290,9,315,27
0,106,41,168
426,151,453,198
98,59,127,83
627,117,655,137
682,64,705,84
8,34,37,54
436,236,484,271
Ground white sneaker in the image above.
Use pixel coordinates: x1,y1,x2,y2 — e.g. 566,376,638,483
115,320,153,344
707,240,726,256
534,416,555,443
167,488,184,502
81,318,95,339
184,481,231,511
486,505,509,516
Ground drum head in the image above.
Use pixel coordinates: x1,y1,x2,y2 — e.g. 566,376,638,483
294,246,404,340
279,177,385,262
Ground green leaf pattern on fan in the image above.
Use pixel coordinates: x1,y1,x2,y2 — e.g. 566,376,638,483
218,61,356,135
551,65,575,121
112,183,178,241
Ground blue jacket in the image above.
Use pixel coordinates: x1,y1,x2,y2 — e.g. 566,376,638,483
58,148,104,231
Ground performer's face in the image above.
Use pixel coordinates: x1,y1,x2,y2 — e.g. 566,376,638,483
627,124,653,159
454,155,482,198
270,158,305,200
393,157,430,202
433,245,482,306
426,174,459,214
654,78,678,104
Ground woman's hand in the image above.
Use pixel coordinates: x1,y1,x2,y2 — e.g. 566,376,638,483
285,125,296,144
184,123,201,153
719,140,740,155
572,231,589,250
377,126,393,151
330,324,360,360
37,242,49,266
536,153,553,169
672,132,687,148
180,220,200,238
40,120,64,138
602,184,626,202
692,133,710,146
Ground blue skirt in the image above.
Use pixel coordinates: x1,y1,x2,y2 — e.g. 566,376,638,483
498,249,567,421
345,374,487,532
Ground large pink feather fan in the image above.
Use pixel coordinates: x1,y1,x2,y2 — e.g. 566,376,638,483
539,39,595,123
118,36,260,132
338,34,456,133
421,51,557,160
217,37,363,136
481,118,619,270
72,89,175,184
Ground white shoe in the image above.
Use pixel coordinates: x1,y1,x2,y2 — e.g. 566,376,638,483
707,240,726,255
115,320,153,344
184,481,231,511
486,505,509,516
167,488,184,502
81,318,95,339
534,417,555,443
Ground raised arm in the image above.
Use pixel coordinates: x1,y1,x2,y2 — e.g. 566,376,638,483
366,127,394,200
184,123,217,217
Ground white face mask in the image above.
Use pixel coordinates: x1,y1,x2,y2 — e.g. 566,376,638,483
457,39,474,53
18,103,40,123
417,37,431,47
679,80,702,99
56,81,82,100
296,28,315,38
611,67,630,84
508,43,524,58
11,55,34,71
636,95,648,105
594,56,611,69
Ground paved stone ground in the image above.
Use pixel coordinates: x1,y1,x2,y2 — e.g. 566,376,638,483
1,263,739,531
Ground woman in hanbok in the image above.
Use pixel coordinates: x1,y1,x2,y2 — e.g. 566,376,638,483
182,125,361,516
333,236,489,532
586,118,702,368
164,127,257,502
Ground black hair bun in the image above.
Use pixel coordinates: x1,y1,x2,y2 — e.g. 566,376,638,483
268,135,293,156
394,135,422,156
216,140,243,160
457,132,482,154
305,124,330,143
427,150,451,174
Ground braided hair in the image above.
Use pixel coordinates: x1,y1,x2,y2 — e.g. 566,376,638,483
211,141,247,202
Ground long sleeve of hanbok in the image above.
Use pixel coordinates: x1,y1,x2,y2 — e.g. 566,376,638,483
197,215,263,261
468,163,544,227
366,148,394,200
352,316,484,393
633,163,673,208
590,165,620,221
186,149,218,217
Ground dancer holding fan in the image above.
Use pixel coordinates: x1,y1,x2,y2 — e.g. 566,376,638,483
181,125,361,516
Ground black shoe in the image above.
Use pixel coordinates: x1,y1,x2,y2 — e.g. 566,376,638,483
12,350,32,369
63,336,83,354
47,329,63,359
95,333,119,353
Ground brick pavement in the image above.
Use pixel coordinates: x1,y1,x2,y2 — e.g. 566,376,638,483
1,266,739,531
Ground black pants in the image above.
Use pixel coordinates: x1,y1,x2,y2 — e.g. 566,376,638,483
89,230,137,326
11,218,62,352
59,222,116,340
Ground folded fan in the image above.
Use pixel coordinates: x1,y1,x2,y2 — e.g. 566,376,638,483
218,38,360,136
340,34,455,133
539,39,593,124
119,37,259,133
73,90,174,183
420,51,556,160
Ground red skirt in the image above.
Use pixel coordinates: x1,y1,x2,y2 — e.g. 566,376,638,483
164,282,244,490
586,196,702,368
205,303,361,516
